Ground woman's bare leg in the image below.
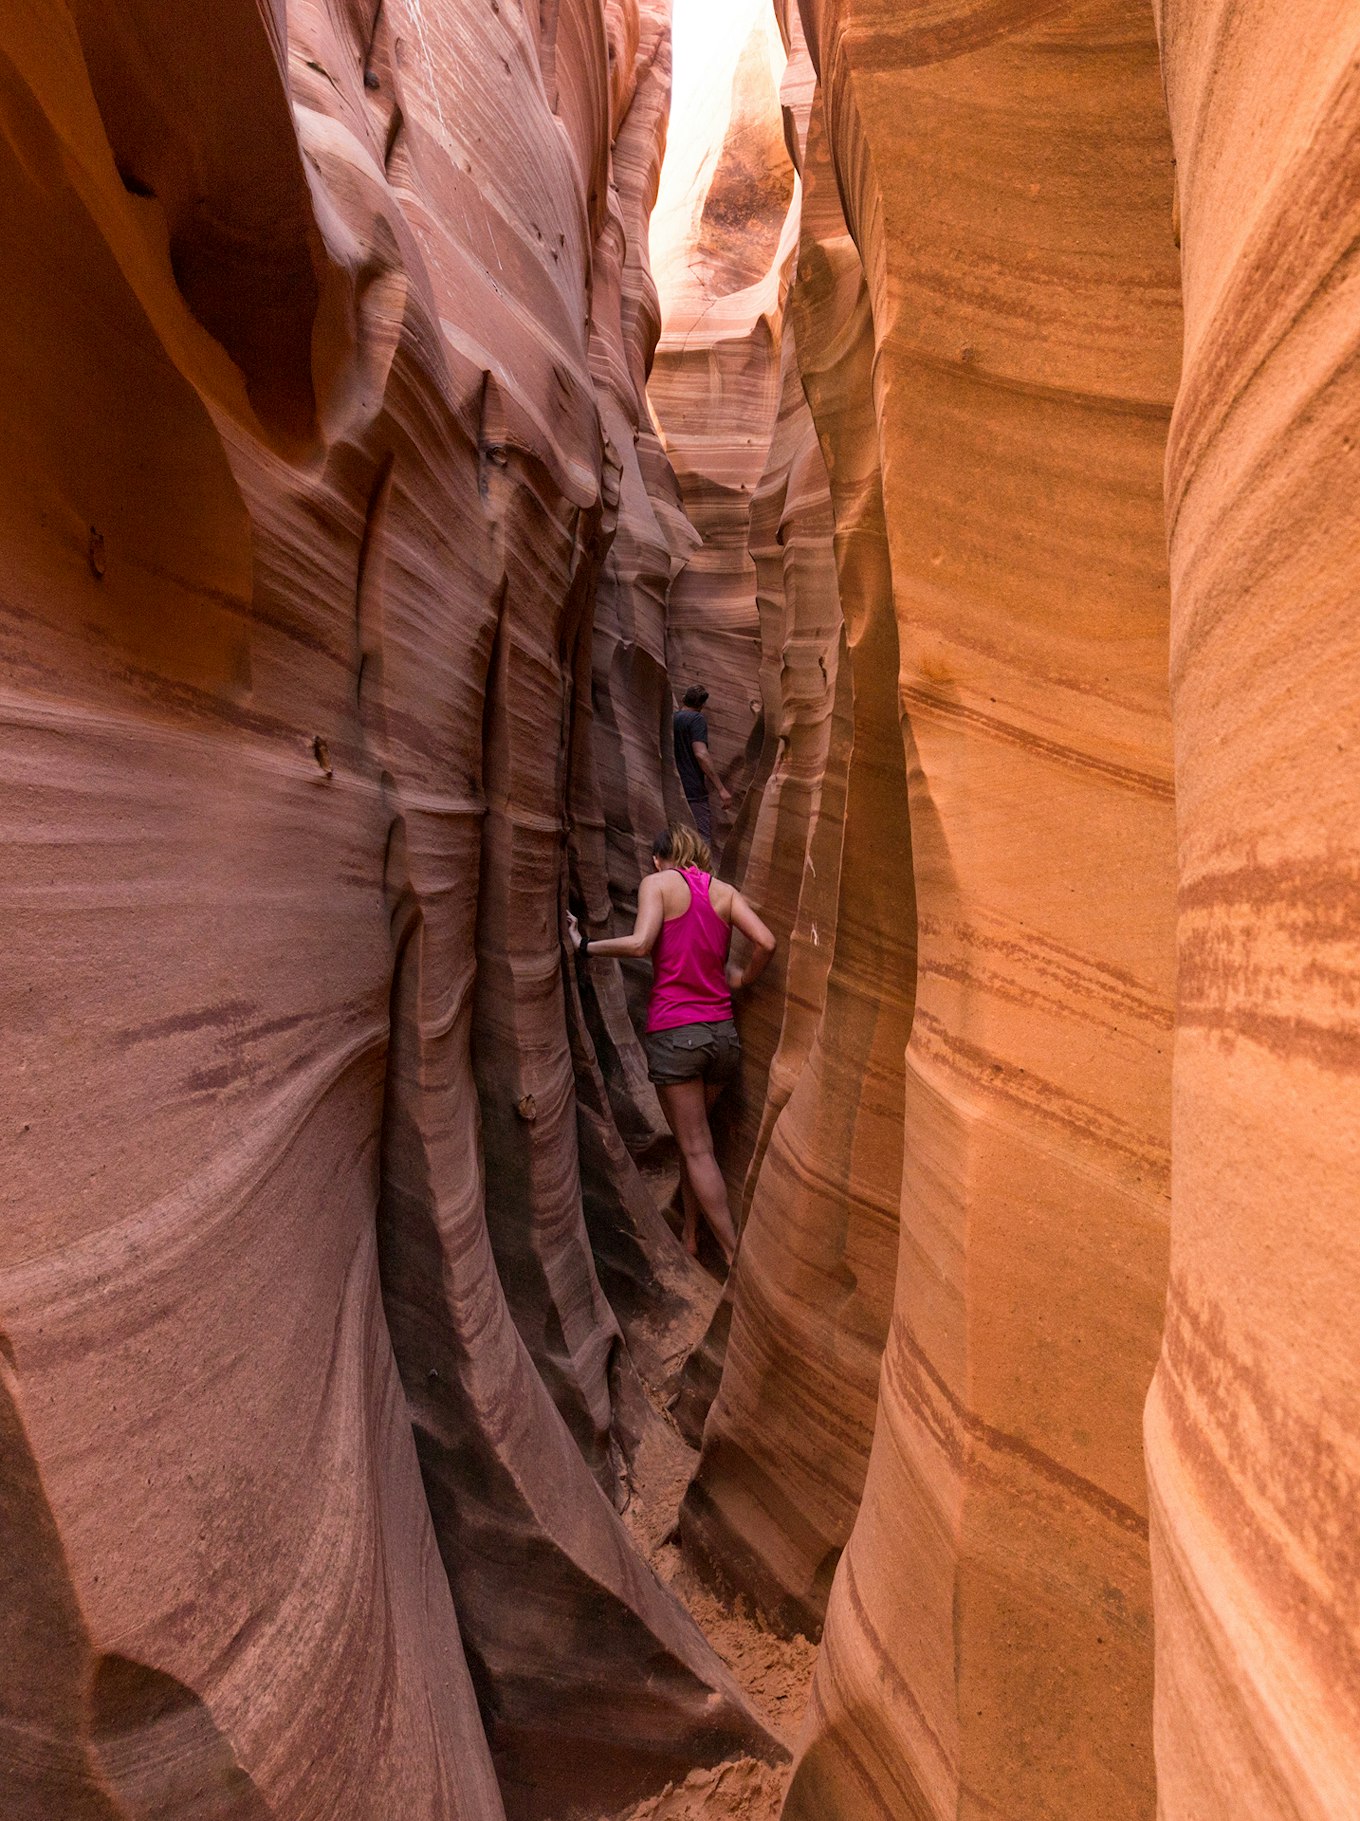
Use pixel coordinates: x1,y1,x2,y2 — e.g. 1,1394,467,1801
679,1169,701,1256
657,1080,737,1264
679,1084,726,1254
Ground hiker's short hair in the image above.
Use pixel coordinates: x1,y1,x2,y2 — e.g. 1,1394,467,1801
682,685,709,709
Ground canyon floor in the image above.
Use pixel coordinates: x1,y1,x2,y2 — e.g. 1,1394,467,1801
607,1180,816,1820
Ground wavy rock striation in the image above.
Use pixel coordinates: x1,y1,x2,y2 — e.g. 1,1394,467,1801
740,0,1183,1815
0,2,776,1817
1145,4,1360,1815
687,4,1358,1820
677,13,915,1645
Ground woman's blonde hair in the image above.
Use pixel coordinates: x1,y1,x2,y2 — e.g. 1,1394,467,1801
652,822,713,874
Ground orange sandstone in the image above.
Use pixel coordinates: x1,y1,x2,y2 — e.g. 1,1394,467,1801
1146,3,1360,1814
774,1,1183,1815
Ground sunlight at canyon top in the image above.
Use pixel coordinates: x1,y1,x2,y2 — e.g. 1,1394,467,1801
649,0,789,331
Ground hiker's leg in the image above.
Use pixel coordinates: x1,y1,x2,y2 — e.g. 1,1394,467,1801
679,1168,701,1256
657,1079,736,1265
679,1087,724,1254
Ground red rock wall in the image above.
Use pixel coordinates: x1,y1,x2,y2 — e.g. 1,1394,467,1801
584,0,695,918
1145,4,1360,1813
0,1,774,1816
680,1,1360,1817
647,2,798,833
718,0,1184,1814
679,21,915,1643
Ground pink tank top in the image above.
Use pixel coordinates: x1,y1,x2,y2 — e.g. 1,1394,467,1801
647,868,734,1033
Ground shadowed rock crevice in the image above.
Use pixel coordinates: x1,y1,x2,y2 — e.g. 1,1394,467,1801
88,1657,274,1821
65,0,328,444
0,1358,130,1821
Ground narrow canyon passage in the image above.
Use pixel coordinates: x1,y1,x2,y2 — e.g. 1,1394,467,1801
1,3,1358,1821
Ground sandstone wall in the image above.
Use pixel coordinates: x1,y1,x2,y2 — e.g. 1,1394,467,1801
764,0,1185,1815
0,2,773,1817
647,0,797,834
5,0,1359,1817
682,2,1360,1818
679,20,915,1642
1145,4,1360,1814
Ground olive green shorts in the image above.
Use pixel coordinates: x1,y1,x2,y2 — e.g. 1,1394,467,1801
644,1018,741,1088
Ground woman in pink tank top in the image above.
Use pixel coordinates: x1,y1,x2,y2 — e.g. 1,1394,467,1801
568,823,776,1267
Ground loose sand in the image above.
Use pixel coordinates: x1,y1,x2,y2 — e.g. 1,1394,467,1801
603,1262,817,1821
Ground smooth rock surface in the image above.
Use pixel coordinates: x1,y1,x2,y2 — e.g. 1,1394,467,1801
6,1,1360,1818
0,6,505,1813
775,0,1183,1814
1145,4,1360,1814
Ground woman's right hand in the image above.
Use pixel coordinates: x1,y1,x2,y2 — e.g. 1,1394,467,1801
566,911,583,953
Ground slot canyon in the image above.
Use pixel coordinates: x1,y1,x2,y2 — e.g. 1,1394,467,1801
2,0,1358,1816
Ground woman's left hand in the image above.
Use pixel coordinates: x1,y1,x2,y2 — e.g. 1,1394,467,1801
566,911,583,953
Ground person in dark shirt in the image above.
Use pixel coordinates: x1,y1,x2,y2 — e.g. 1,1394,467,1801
673,685,731,841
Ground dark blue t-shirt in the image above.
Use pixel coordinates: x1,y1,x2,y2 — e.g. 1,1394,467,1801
673,708,708,800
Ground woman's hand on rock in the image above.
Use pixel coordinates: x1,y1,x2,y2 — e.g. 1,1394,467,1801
566,911,583,952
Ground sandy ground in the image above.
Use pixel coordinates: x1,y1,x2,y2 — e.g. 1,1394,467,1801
602,1262,818,1821
614,1758,790,1820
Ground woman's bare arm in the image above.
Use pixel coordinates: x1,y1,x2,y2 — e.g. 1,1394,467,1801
569,873,667,959
726,891,776,990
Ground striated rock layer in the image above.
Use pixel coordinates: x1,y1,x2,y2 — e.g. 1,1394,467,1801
0,2,776,1817
662,0,1360,1810
680,15,915,1644
1145,4,1360,1814
674,2,1359,1818
758,0,1184,1815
